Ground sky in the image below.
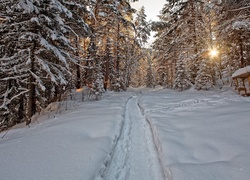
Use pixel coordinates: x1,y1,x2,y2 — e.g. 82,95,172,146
131,0,166,22
131,0,166,45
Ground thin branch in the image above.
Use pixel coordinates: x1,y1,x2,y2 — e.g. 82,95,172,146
228,6,250,12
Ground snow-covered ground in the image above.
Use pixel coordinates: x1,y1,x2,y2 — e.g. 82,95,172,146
139,87,250,180
0,87,250,180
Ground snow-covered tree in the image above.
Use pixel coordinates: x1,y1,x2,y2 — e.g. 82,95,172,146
173,55,191,91
89,36,105,98
85,0,137,92
0,0,148,129
152,0,249,90
0,0,90,127
103,37,113,90
217,0,250,69
61,1,90,89
195,59,213,90
135,6,151,46
129,6,152,88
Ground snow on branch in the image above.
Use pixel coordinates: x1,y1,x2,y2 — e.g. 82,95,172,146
228,6,250,12
17,0,39,14
28,70,46,91
52,0,72,18
36,57,57,83
0,87,28,110
40,37,67,66
232,20,250,30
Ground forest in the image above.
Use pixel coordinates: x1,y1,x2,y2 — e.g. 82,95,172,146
0,0,249,129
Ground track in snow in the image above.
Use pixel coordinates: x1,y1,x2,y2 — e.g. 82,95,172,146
102,94,165,180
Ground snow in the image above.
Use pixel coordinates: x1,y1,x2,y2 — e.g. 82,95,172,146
98,12,107,17
18,0,39,14
232,20,250,30
40,38,67,65
101,95,164,180
0,91,132,180
52,0,72,18
232,66,250,78
1,88,250,180
139,88,250,180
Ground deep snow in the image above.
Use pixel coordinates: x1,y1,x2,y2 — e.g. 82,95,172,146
0,87,250,180
100,94,164,180
232,65,250,78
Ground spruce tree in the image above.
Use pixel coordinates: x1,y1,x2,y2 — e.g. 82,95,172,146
173,55,191,91
135,6,151,46
195,59,213,90
0,0,90,127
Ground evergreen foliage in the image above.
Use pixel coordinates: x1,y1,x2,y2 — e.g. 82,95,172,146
195,59,213,90
152,0,250,90
1,0,248,130
0,0,147,129
0,0,90,127
173,55,191,91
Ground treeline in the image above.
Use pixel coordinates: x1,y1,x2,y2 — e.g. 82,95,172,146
0,0,151,129
152,0,250,91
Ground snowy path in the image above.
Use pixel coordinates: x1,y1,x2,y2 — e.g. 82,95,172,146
102,94,165,180
1,89,250,180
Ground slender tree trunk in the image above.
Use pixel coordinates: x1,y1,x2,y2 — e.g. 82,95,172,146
27,45,36,125
104,58,109,91
104,37,110,90
190,0,199,83
76,64,81,89
239,32,244,68
116,23,120,74
190,0,198,54
18,97,24,121
75,37,81,89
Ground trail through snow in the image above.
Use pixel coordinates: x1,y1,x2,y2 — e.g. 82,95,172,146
101,94,165,180
1,88,250,180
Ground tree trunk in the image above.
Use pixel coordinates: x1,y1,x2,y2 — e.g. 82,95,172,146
76,64,81,89
239,32,244,68
104,58,109,91
116,23,120,74
18,97,24,121
27,65,36,125
26,42,36,126
75,37,81,89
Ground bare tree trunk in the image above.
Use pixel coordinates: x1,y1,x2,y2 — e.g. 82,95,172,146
239,32,244,68
104,58,109,91
18,97,24,121
26,45,36,125
75,37,81,89
116,23,120,74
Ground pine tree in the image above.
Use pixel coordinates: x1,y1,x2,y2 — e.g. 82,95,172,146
195,59,213,90
173,55,191,91
217,0,250,71
85,0,137,92
129,6,152,88
0,0,90,127
153,0,242,89
61,0,90,89
103,38,113,90
135,6,151,46
91,38,105,99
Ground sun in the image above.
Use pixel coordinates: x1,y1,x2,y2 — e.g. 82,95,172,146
209,48,219,57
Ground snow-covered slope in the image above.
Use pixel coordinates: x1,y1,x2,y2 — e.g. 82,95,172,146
0,88,250,180
0,91,132,180
139,88,250,180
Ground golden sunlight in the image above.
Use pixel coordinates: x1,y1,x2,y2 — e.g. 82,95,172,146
209,48,219,58
76,88,83,92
